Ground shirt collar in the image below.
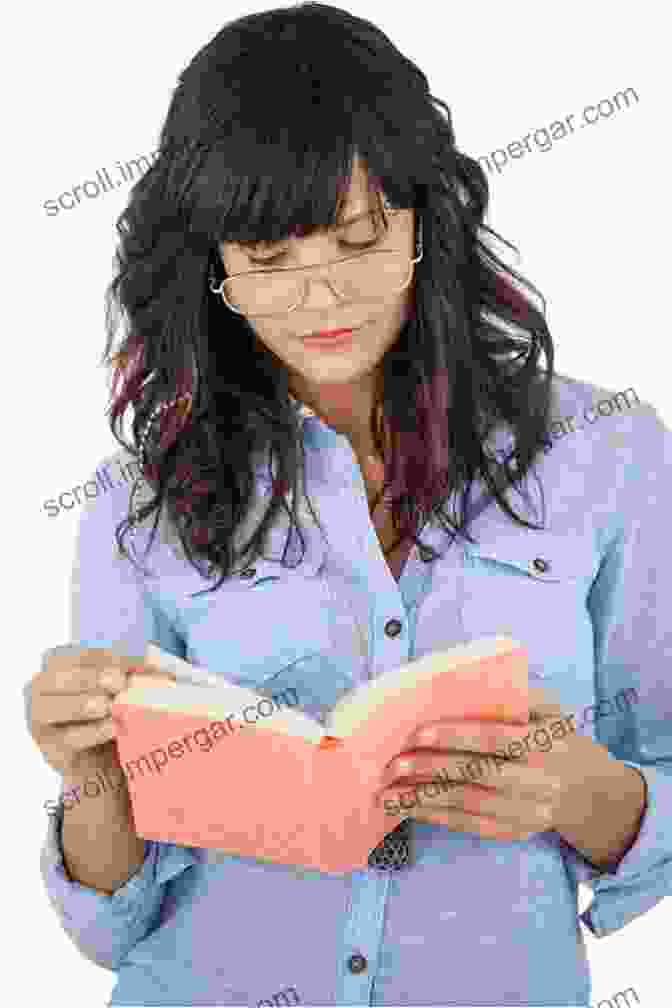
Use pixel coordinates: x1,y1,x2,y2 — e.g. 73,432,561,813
289,395,515,452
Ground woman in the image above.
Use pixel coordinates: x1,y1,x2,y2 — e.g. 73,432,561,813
29,3,671,1006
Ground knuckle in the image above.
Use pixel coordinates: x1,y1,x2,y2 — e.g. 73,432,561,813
537,804,553,825
82,695,109,718
28,701,48,733
97,717,116,738
62,724,87,750
42,644,82,674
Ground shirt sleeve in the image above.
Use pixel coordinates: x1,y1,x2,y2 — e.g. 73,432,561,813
565,403,672,937
38,455,199,970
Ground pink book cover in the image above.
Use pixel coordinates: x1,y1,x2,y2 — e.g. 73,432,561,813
111,638,531,874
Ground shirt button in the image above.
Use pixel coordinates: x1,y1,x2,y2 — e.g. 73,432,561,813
240,567,257,579
531,557,549,574
384,618,403,638
347,953,368,974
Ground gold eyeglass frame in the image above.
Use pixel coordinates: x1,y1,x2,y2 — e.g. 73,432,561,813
209,200,424,319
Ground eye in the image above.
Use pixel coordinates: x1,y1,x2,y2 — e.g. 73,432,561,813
246,248,287,265
243,210,387,265
247,238,381,266
242,241,284,261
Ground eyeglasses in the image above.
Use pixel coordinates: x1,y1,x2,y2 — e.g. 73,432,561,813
209,210,423,318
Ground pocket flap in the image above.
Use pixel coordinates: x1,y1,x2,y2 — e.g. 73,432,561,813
465,528,599,583
234,554,324,586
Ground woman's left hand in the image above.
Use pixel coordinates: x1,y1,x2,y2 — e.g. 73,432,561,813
377,688,646,865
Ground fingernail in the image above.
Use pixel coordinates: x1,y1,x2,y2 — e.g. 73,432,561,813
414,727,438,745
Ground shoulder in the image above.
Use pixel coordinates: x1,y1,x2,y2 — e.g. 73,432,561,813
74,447,278,575
544,372,662,455
73,448,182,566
548,372,642,425
539,372,669,537
75,448,145,524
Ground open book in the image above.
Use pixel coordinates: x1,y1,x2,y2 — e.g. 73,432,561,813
111,636,530,874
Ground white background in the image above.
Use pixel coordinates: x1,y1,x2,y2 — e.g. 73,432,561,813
6,1,670,1006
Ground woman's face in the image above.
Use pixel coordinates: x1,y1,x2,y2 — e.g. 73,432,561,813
217,156,416,397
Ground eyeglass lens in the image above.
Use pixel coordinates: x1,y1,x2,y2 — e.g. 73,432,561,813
223,250,411,315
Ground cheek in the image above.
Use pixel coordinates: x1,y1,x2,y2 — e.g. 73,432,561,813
246,321,288,360
368,291,413,337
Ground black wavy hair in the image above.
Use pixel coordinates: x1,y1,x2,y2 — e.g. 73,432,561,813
103,1,555,594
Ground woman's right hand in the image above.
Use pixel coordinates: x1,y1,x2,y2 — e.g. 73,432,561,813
28,646,167,779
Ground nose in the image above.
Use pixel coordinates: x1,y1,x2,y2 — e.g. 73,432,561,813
297,260,344,313
288,233,345,312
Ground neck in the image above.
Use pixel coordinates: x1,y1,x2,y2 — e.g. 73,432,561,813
288,371,386,461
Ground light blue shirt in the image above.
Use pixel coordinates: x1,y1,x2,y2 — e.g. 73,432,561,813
39,374,672,1007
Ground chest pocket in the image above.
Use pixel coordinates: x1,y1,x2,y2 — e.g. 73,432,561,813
459,528,600,692
177,557,351,723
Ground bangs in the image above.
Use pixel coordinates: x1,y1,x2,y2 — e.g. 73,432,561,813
189,136,416,248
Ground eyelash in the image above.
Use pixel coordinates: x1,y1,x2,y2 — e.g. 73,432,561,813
247,237,381,266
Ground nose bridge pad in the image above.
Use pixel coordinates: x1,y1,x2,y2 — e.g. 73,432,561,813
300,261,345,309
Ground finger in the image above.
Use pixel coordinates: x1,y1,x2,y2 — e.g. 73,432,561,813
418,786,553,831
405,716,573,772
39,648,150,695
411,707,571,752
380,779,493,816
411,806,537,841
387,759,552,801
30,691,112,728
411,719,531,751
383,749,514,787
60,716,119,752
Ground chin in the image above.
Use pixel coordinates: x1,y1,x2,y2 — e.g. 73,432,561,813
293,330,398,375
293,351,383,386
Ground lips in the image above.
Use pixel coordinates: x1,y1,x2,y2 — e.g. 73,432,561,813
304,328,355,339
300,328,357,352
